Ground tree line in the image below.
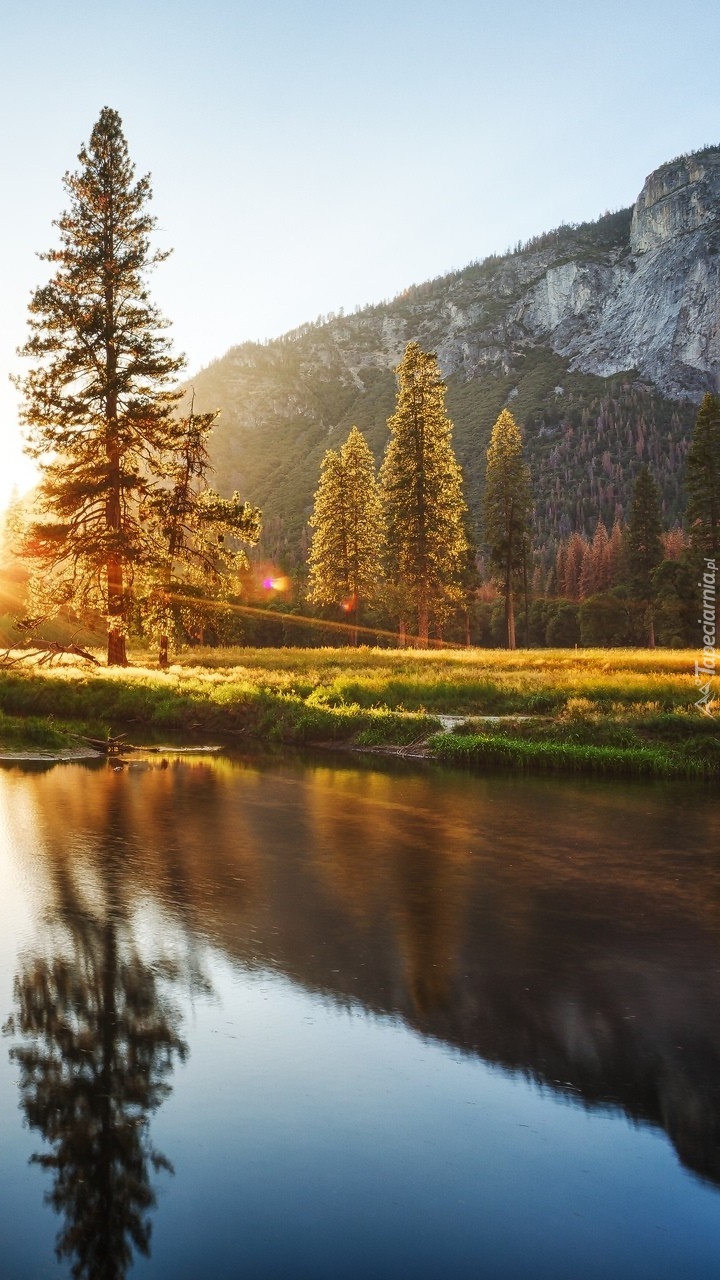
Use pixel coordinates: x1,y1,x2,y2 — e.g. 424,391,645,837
307,343,468,647
10,106,720,659
306,370,718,650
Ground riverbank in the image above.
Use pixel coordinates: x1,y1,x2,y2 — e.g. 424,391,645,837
0,647,716,779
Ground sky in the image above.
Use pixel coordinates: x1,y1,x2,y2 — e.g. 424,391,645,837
1,0,718,512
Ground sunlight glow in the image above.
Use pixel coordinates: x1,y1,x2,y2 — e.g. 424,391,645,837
167,590,453,648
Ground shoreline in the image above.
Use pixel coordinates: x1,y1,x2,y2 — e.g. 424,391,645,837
1,730,717,782
0,647,717,781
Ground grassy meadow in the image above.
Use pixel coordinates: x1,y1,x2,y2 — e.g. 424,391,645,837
0,645,717,778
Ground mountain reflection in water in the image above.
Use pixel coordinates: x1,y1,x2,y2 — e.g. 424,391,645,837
2,752,720,1275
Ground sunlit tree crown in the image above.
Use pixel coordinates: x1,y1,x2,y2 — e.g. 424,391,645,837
308,426,385,618
482,407,532,648
379,343,468,642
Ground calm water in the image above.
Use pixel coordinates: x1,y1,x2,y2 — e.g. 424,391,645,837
1,752,719,1280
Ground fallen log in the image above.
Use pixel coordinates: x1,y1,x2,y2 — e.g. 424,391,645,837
0,640,100,668
76,733,128,756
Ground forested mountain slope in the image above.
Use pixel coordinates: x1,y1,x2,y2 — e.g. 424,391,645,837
187,147,720,563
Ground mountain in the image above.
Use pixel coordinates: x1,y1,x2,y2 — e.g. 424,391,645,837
187,146,720,566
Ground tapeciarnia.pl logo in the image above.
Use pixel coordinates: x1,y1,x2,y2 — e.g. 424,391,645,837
695,557,717,716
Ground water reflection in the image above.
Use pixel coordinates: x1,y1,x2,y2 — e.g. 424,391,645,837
3,754,720,1205
3,779,189,1280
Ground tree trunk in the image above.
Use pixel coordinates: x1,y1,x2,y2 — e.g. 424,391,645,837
522,549,530,648
398,618,406,649
417,601,429,648
107,629,127,666
506,589,516,651
106,554,127,666
159,634,169,668
647,606,656,649
505,510,516,650
104,201,127,669
99,918,117,1272
464,607,471,649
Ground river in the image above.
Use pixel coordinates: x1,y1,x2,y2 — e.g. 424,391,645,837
1,752,719,1279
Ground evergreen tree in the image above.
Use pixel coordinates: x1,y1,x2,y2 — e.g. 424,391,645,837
482,409,531,648
379,343,467,646
563,532,588,601
590,519,611,593
17,108,184,665
307,426,384,642
628,466,663,646
686,392,720,557
579,520,611,598
607,519,625,587
661,527,687,562
4,808,187,1280
144,399,261,666
554,542,566,598
578,539,594,600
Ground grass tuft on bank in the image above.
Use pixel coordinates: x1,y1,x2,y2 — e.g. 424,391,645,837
432,731,713,779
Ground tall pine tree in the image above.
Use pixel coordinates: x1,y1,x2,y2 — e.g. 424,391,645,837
5,837,187,1279
17,108,184,665
307,426,384,642
686,392,720,558
379,343,467,646
482,409,531,649
628,465,663,647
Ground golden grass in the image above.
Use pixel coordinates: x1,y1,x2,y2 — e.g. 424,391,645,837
0,645,715,775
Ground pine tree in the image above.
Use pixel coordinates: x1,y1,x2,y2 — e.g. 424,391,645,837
17,108,184,665
482,409,531,648
661,527,687,562
145,400,262,666
307,426,384,642
6,854,186,1278
569,533,589,600
579,519,610,597
578,539,595,600
628,466,663,646
379,343,467,646
686,392,720,557
607,519,625,587
554,542,566,599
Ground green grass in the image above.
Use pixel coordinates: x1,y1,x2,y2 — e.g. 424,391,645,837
170,645,703,713
431,732,708,778
0,711,72,750
0,646,716,777
0,661,441,748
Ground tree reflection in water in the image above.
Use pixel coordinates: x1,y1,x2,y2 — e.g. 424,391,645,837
4,803,189,1280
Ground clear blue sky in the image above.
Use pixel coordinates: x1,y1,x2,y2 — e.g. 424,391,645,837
1,0,718,507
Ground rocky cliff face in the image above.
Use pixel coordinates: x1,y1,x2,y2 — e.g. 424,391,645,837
189,146,717,553
299,143,712,399
517,148,720,399
219,145,719,402
631,150,720,251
